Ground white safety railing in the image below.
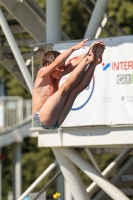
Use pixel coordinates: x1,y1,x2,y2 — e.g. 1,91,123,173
0,96,32,131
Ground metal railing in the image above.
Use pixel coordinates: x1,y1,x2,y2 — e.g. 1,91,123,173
0,96,32,131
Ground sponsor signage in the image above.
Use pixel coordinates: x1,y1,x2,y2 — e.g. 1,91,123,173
54,36,133,126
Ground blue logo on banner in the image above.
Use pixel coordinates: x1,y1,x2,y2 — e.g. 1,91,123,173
103,63,111,71
71,75,95,110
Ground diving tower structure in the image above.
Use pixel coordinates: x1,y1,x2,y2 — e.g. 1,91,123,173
0,0,133,200
30,1,133,199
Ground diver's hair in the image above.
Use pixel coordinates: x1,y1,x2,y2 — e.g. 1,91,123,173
41,50,61,67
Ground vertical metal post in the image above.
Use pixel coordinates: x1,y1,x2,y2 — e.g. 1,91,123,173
85,148,101,173
13,143,22,200
0,8,33,94
31,51,34,83
31,50,34,128
52,148,90,200
84,0,109,39
46,0,61,43
18,97,23,122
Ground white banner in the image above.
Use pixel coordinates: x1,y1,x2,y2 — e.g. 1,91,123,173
53,36,133,126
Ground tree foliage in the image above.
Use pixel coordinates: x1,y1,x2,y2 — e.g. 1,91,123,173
103,0,133,37
61,0,93,39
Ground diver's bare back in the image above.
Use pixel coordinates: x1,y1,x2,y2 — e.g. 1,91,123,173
33,74,59,114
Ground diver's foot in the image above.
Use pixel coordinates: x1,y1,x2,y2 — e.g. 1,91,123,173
94,42,105,65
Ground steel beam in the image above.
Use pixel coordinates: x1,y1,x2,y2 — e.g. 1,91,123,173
53,148,90,200
0,0,46,43
1,0,69,42
90,0,126,35
13,143,22,200
0,8,33,94
84,0,109,39
46,0,61,43
85,148,101,173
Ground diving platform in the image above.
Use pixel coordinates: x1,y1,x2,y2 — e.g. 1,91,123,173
30,125,133,148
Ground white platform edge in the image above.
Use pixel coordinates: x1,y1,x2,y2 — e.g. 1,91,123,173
30,125,133,148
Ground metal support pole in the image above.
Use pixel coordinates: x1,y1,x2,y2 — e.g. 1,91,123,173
79,0,113,38
13,143,22,200
0,8,33,94
90,0,126,35
84,0,108,39
61,147,129,200
52,148,90,200
95,15,108,39
46,0,61,43
85,148,101,173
